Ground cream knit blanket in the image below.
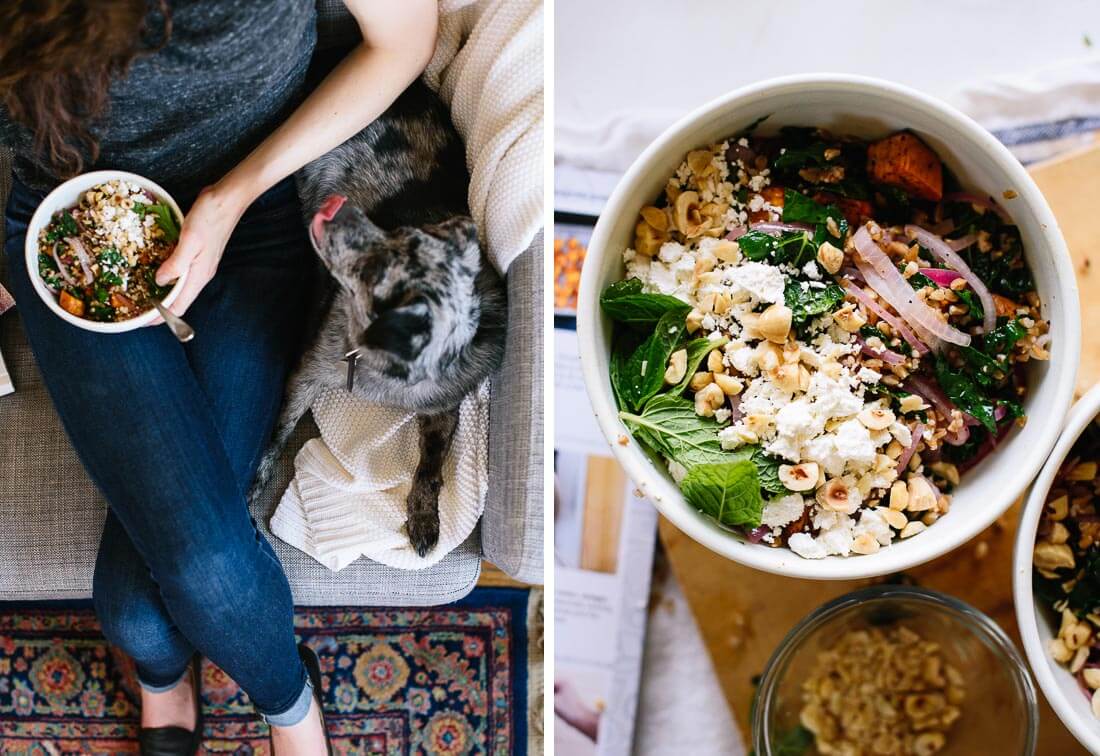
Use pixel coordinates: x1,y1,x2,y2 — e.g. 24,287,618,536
424,0,543,274
270,383,489,571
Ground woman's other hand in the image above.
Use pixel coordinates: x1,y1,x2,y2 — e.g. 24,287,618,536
153,184,247,318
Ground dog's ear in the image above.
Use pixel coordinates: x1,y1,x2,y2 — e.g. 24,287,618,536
320,212,385,276
363,296,432,361
424,216,479,250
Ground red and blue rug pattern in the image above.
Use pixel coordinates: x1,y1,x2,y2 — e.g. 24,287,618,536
0,587,529,755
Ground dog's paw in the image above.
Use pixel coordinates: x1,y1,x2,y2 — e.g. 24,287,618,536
406,511,440,557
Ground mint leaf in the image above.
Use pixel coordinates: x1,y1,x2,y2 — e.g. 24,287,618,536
619,394,745,469
671,336,728,395
680,460,764,527
619,309,687,411
600,279,690,325
751,448,790,496
147,202,180,242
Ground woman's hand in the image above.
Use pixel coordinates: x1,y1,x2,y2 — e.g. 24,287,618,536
150,0,437,321
153,184,248,318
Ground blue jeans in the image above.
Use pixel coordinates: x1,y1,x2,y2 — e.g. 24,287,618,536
4,177,316,726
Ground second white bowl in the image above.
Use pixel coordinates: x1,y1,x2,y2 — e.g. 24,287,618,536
1014,382,1100,754
577,74,1081,580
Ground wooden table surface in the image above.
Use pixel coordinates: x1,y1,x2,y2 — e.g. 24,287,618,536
659,141,1100,755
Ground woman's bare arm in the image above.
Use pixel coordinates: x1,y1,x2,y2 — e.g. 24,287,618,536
156,0,439,315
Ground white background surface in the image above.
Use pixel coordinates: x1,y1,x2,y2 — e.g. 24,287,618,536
555,0,1100,170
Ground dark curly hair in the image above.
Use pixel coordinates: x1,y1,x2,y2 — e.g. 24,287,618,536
0,0,171,178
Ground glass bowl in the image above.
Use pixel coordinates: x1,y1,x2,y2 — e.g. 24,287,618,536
753,585,1038,755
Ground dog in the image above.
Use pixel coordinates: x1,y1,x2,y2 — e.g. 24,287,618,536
250,80,507,557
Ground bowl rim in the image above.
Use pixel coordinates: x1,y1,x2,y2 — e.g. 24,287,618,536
1013,381,1100,753
576,72,1081,580
752,584,1039,755
23,169,187,333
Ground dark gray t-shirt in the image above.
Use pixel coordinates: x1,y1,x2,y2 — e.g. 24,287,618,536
1,0,317,202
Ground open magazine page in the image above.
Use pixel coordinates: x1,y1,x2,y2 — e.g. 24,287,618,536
554,212,658,756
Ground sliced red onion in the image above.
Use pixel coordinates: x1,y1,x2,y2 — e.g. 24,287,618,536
51,242,77,287
902,374,975,446
896,421,925,472
957,419,1016,473
725,226,748,241
947,233,977,252
840,278,930,355
919,474,943,501
750,221,814,236
64,237,94,286
852,226,972,347
746,526,769,544
839,266,864,282
905,225,996,334
917,267,961,288
855,335,905,365
994,404,1008,422
728,392,744,424
928,219,956,236
942,192,1013,225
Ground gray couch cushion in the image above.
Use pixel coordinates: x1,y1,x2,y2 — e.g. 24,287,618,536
0,146,481,604
483,234,544,584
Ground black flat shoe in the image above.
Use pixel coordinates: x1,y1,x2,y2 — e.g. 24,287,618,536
139,655,203,756
297,643,334,756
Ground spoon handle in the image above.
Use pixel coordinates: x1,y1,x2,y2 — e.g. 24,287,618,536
154,301,195,343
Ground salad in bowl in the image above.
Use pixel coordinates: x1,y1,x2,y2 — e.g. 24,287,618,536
601,125,1049,560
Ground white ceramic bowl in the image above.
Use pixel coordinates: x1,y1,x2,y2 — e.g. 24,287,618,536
1014,382,1100,753
577,74,1080,580
24,170,186,333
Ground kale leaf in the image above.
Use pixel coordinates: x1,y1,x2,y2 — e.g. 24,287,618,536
933,354,997,433
784,279,845,328
44,210,79,243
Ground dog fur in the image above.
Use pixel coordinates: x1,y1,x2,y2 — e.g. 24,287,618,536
249,80,506,557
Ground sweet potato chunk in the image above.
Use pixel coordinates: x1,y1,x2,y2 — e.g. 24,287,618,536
992,294,1019,318
59,290,85,317
867,132,943,201
813,192,873,226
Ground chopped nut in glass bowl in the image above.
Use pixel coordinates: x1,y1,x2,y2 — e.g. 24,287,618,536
755,585,1037,755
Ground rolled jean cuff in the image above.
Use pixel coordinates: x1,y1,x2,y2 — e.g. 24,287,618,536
137,666,191,694
260,676,313,728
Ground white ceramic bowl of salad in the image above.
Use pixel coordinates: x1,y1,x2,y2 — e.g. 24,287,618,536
24,170,187,333
577,73,1080,580
1013,382,1100,754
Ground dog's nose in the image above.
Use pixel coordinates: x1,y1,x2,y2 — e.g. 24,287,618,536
310,195,348,247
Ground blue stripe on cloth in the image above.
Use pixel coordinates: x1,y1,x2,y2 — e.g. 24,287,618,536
991,116,1100,146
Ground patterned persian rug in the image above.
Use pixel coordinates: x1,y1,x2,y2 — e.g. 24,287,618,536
0,587,533,755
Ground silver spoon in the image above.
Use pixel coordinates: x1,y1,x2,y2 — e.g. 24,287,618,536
153,300,195,343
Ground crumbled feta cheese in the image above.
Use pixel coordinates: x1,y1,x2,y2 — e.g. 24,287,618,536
789,532,828,559
727,262,785,304
857,366,882,384
657,241,683,263
761,494,806,529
